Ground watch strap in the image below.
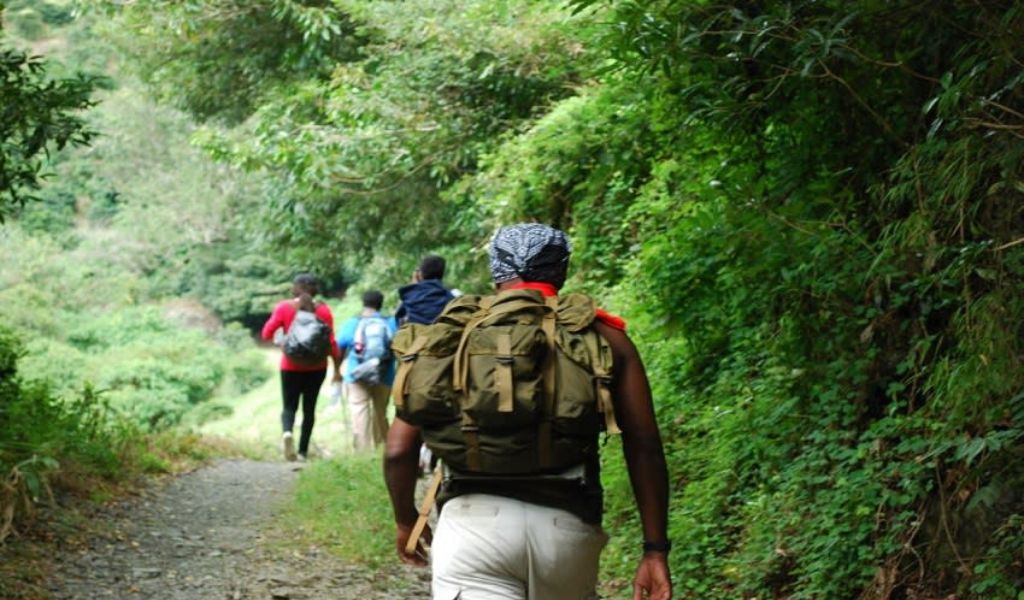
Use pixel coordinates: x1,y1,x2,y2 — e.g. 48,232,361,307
642,540,672,554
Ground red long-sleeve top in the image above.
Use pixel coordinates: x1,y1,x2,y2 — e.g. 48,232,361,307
261,300,341,372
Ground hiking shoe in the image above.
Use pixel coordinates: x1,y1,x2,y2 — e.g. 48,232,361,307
282,432,297,462
297,453,308,463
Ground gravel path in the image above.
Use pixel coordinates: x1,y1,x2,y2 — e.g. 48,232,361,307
46,459,430,599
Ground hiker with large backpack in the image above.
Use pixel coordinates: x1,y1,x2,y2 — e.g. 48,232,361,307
383,224,672,600
261,273,342,462
336,290,397,451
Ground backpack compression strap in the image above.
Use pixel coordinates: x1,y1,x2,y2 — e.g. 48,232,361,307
583,331,622,435
538,295,558,469
392,336,428,410
354,316,383,351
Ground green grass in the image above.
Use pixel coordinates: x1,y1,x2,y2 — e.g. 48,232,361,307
199,347,357,459
198,297,413,574
200,296,384,459
286,454,395,567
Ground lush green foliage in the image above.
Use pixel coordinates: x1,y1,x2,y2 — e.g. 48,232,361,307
0,325,154,548
1,8,273,432
43,0,1024,597
0,224,269,430
561,1,1023,597
7,2,309,326
95,0,594,286
0,327,123,487
0,0,97,219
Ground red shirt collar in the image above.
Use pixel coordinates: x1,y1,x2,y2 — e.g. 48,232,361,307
507,281,559,297
506,281,626,331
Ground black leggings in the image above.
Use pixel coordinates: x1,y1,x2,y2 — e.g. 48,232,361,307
280,369,326,455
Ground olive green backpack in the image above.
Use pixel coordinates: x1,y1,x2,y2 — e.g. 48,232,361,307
391,288,621,475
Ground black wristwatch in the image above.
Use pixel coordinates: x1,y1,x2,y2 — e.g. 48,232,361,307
642,540,672,554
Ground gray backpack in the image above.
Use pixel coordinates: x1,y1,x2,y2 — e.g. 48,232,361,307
284,308,331,365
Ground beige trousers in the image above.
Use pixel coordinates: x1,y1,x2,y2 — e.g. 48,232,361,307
345,382,390,450
431,494,608,600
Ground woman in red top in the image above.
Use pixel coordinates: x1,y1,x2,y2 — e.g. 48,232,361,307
261,274,342,461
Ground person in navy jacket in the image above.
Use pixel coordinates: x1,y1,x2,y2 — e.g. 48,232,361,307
395,255,455,326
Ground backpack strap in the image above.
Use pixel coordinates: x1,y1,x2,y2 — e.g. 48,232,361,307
392,336,428,410
354,317,367,351
404,462,444,556
583,332,622,435
538,295,559,469
495,333,514,413
593,366,621,435
461,410,482,471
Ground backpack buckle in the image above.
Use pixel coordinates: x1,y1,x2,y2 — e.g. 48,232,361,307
400,353,419,362
495,355,514,365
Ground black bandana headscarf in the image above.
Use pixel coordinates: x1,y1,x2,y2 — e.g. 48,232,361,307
489,224,572,289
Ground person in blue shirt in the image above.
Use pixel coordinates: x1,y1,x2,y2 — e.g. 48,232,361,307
336,290,397,450
396,255,455,326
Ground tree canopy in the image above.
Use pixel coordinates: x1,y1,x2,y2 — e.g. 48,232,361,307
0,1,97,219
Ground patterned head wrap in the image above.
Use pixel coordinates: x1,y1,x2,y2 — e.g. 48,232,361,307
489,224,572,289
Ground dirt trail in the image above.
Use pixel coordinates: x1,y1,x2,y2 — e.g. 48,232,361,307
47,459,429,599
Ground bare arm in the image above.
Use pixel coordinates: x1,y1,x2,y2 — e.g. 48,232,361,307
318,304,343,382
594,321,672,600
384,417,429,566
330,342,347,382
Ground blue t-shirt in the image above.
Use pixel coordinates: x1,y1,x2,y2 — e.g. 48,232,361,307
336,312,398,385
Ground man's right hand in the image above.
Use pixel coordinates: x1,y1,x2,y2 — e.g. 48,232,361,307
633,553,672,600
396,522,431,567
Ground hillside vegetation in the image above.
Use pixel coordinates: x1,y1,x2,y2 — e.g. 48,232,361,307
0,1,278,570
2,0,1023,598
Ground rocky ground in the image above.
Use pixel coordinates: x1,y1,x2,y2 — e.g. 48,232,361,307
45,459,430,599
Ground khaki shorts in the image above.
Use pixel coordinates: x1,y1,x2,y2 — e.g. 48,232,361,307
431,494,608,600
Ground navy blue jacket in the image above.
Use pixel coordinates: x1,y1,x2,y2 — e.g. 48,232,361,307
396,279,454,325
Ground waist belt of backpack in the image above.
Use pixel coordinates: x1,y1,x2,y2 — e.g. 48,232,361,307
441,462,589,485
405,462,444,556
404,459,593,555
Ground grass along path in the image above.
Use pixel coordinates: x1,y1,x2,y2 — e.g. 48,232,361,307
201,347,357,460
197,344,421,585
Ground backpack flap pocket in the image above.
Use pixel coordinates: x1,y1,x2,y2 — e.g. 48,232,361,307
552,329,615,435
462,324,547,429
552,349,601,435
392,325,461,426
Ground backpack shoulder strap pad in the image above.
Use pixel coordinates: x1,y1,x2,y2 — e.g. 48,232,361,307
556,293,597,332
